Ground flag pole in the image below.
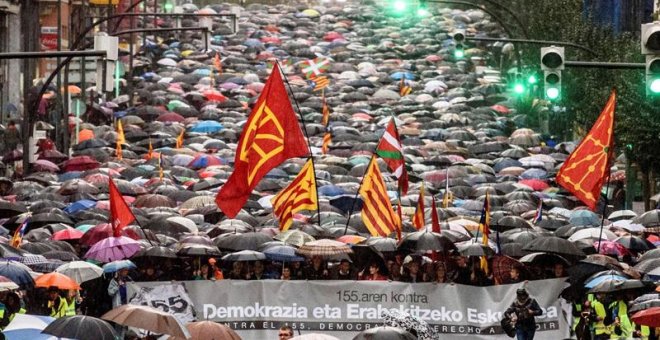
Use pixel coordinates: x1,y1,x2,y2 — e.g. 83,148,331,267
277,60,322,227
596,87,617,253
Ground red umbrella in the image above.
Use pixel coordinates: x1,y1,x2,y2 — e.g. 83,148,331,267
38,149,69,163
518,179,550,191
156,112,185,123
202,90,226,102
491,104,511,114
52,228,84,241
631,307,660,327
62,156,100,172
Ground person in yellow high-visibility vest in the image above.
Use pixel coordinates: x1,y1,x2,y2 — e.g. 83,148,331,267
5,292,25,324
591,294,611,340
64,290,78,317
47,287,68,319
609,297,632,339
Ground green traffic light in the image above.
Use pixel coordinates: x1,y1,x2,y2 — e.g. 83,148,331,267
546,87,560,100
650,78,660,93
528,75,537,84
514,83,525,94
393,0,407,11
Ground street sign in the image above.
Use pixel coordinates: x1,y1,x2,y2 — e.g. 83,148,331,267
40,26,58,51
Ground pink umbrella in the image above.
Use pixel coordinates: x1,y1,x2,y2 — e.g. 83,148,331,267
593,241,631,257
52,228,84,241
85,236,141,262
84,173,110,185
33,159,59,172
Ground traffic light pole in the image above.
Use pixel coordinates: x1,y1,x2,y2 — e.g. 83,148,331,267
564,61,645,69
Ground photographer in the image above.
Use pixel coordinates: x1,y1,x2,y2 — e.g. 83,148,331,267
505,288,543,340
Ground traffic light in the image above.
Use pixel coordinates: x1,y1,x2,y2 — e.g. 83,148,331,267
417,0,429,17
393,0,407,12
163,0,174,13
540,46,564,101
512,73,525,95
453,29,465,59
641,22,660,96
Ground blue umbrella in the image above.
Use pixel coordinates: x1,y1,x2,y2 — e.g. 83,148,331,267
0,261,34,289
520,168,548,180
585,274,627,289
570,210,600,227
63,200,97,215
3,314,57,340
102,259,136,274
330,195,363,214
263,245,305,262
390,71,415,80
189,121,223,133
57,172,82,182
318,185,346,197
193,68,211,76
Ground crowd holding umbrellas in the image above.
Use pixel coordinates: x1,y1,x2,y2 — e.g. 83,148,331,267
0,0,658,339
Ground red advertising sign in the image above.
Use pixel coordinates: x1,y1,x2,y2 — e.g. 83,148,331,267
41,27,59,51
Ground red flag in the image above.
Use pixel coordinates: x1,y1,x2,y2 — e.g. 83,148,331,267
216,64,309,218
321,92,330,126
109,179,136,236
375,118,409,195
431,194,441,233
557,90,616,210
213,53,223,74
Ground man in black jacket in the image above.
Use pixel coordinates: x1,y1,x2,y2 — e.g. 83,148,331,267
505,288,543,340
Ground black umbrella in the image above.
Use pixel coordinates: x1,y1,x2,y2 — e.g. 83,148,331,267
614,236,654,252
134,245,177,258
588,279,648,294
42,315,118,340
0,243,27,257
0,201,27,218
398,230,456,253
522,236,585,257
214,232,272,251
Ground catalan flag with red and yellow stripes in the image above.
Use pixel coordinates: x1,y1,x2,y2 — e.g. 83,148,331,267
116,120,125,160
321,93,330,126
322,131,331,154
412,182,426,230
271,159,318,232
359,157,400,237
399,77,412,96
176,129,184,149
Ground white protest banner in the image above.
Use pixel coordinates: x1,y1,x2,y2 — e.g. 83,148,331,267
131,279,571,340
129,282,196,324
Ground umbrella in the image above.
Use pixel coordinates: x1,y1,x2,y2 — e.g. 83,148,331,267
42,315,118,340
171,321,241,340
101,304,190,339
55,261,103,284
398,230,456,253
297,239,353,257
0,261,34,288
102,259,137,273
0,275,19,291
262,245,305,262
34,272,81,290
633,209,660,227
353,326,417,340
588,279,647,293
85,236,141,262
3,314,57,340
222,250,266,262
523,236,585,257
51,228,85,241
274,230,316,247
631,307,660,327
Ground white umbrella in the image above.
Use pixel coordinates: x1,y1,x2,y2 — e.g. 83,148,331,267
568,228,617,242
3,314,62,340
56,261,103,284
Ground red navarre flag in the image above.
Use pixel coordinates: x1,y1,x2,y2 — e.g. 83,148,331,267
109,179,136,236
557,90,616,210
216,64,309,218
